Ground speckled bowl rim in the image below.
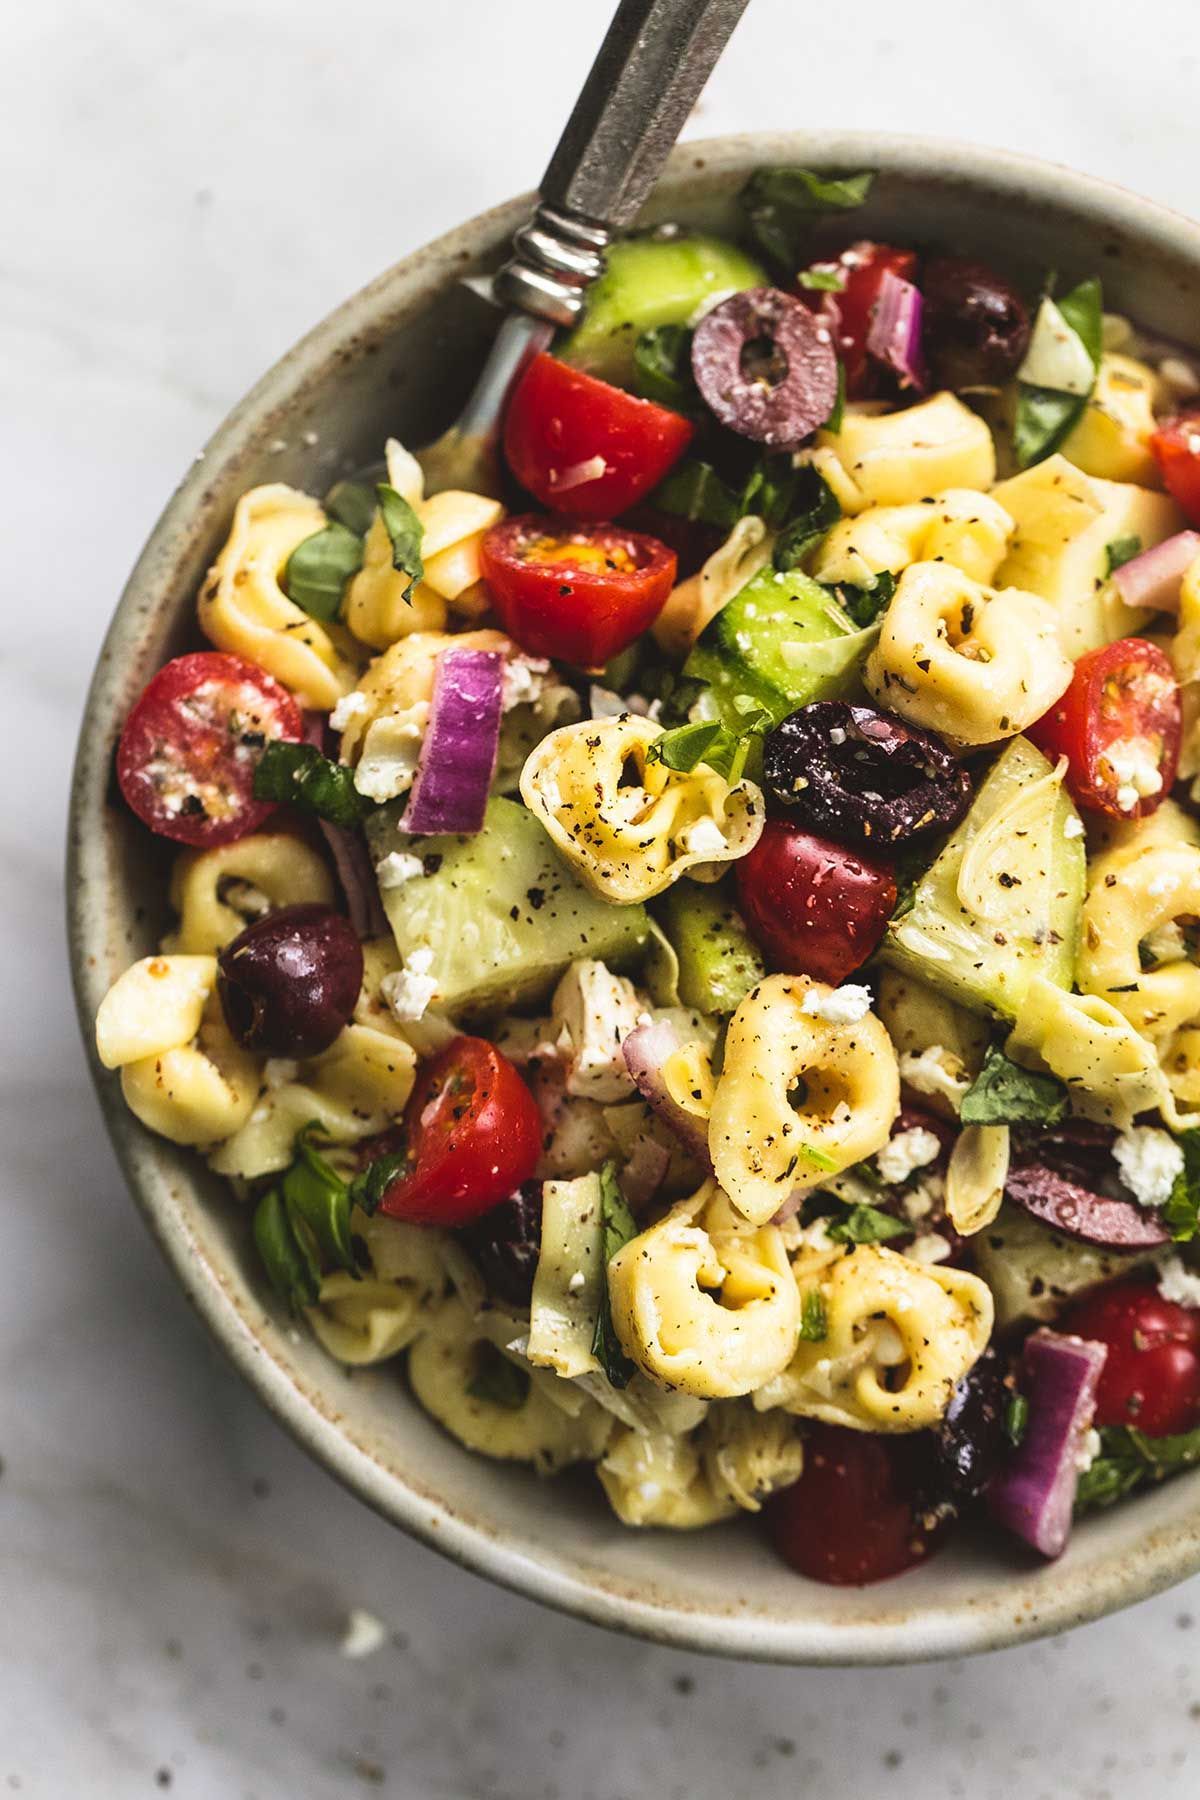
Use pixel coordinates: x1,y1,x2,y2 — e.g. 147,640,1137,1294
68,131,1200,1664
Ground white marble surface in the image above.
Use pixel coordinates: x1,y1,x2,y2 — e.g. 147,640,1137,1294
8,0,1200,1793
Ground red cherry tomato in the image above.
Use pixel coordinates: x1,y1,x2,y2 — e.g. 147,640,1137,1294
800,243,918,397
1061,1280,1200,1436
1027,637,1181,821
116,651,303,847
503,352,695,518
377,1036,542,1228
480,514,677,669
1150,412,1200,526
766,1424,946,1585
735,818,896,984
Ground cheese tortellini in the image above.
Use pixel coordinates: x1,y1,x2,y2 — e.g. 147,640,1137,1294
307,1212,451,1366
165,833,335,954
756,1246,993,1432
1006,976,1181,1131
812,489,1013,588
709,975,899,1225
864,560,1073,747
597,1425,737,1528
812,392,996,514
1079,838,1200,1043
607,1183,800,1399
520,715,764,903
198,484,358,710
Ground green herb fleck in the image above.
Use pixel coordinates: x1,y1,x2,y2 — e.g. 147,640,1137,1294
827,1203,908,1245
797,267,847,292
1104,534,1143,577
823,361,846,435
1163,1129,1200,1243
1075,1423,1200,1514
833,568,896,629
798,1289,828,1341
960,1043,1068,1127
467,1342,531,1410
1004,1392,1030,1448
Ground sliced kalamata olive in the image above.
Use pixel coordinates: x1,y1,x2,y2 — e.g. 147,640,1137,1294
217,903,363,1058
926,1347,1010,1505
1004,1164,1171,1251
762,701,972,848
921,257,1031,390
458,1180,543,1307
690,287,839,450
1014,1120,1118,1189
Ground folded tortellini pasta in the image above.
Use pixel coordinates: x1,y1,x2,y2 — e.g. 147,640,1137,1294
811,489,1013,588
811,392,996,514
755,1245,993,1432
306,1212,451,1366
198,484,359,710
164,833,335,954
863,561,1073,747
1006,975,1191,1132
699,1402,805,1513
708,974,899,1225
597,1424,738,1528
520,715,764,903
1079,838,1200,1044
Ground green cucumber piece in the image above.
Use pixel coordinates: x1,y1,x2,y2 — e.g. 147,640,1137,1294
684,566,878,732
366,797,649,1018
659,885,765,1016
881,736,1086,1021
558,234,767,388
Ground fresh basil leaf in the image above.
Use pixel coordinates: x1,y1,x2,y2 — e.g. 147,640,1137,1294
1004,1392,1030,1448
833,568,896,629
827,1203,908,1245
1056,275,1104,371
1075,1422,1200,1514
467,1342,531,1410
324,479,377,538
742,166,874,267
376,482,425,602
283,521,364,623
632,324,696,409
253,740,372,828
649,720,725,773
1104,534,1143,577
650,452,798,532
960,1043,1068,1127
648,715,768,785
281,1130,356,1274
822,361,846,435
253,1187,321,1310
1164,1130,1200,1243
798,1289,828,1341
592,1163,638,1388
773,470,842,571
347,1150,408,1219
797,267,847,292
1013,384,1086,470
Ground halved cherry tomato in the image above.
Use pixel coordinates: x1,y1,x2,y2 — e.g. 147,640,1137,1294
503,352,694,518
1027,637,1181,821
766,1423,947,1585
735,819,896,984
799,243,918,397
1061,1280,1200,1436
1150,412,1200,526
116,651,303,847
479,514,677,669
377,1036,541,1227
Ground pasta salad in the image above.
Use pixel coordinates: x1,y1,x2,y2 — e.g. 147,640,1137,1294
95,166,1200,1583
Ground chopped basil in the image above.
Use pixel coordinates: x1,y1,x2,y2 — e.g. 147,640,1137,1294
347,1149,408,1219
284,521,364,624
324,479,378,538
648,709,769,785
1004,1391,1030,1448
253,1186,321,1311
797,267,847,293
650,451,799,532
1075,1423,1200,1514
798,1289,828,1341
823,360,846,435
1013,275,1102,469
1058,275,1104,369
376,482,425,602
1164,1129,1200,1243
591,1163,638,1388
1104,533,1143,577
833,568,896,629
632,323,696,410
772,469,842,572
827,1203,908,1245
466,1342,531,1411
253,740,372,828
742,166,875,267
281,1129,356,1274
960,1043,1069,1127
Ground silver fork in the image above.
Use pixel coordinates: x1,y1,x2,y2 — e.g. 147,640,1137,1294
416,0,752,496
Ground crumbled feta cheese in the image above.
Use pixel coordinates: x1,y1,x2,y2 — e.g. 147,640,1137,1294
330,689,370,732
567,1271,586,1293
801,984,872,1026
381,946,438,1023
1076,1427,1102,1474
676,817,729,860
374,850,425,890
502,656,552,712
1104,736,1163,814
589,684,654,720
1158,1256,1200,1309
340,1609,388,1659
550,960,642,1100
263,1058,300,1090
876,1125,942,1185
1063,815,1085,839
829,726,847,746
1113,1125,1184,1209
898,1045,971,1114
905,1233,953,1266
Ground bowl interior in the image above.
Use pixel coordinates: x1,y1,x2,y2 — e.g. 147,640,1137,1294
68,131,1200,1663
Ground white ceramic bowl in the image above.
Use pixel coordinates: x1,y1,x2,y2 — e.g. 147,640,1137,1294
68,132,1200,1663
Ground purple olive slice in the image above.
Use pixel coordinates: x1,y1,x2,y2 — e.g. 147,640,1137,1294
690,287,838,449
762,701,972,848
1004,1163,1171,1251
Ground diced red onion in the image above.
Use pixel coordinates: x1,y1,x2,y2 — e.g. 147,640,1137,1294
988,1331,1107,1558
621,1020,712,1167
1112,531,1200,612
867,269,927,392
401,648,504,836
620,1136,672,1212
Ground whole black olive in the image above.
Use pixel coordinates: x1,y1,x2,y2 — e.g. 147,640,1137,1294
217,903,363,1058
762,701,972,848
690,287,839,449
922,257,1031,390
927,1347,1010,1505
458,1181,543,1308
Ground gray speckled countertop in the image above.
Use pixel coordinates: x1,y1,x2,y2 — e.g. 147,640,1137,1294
7,0,1200,1792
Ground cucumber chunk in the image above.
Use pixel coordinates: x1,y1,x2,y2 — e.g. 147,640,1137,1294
685,566,878,732
881,736,1086,1021
558,234,767,388
367,797,649,1018
659,884,765,1016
